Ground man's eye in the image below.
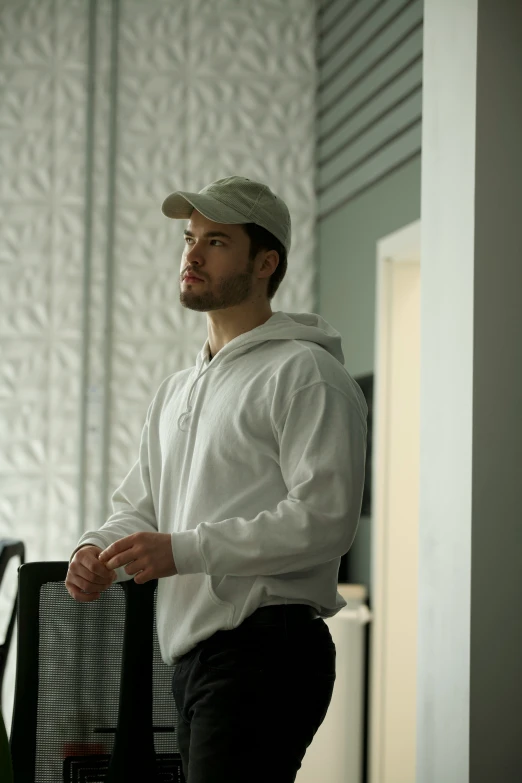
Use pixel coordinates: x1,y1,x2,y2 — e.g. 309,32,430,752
184,238,223,246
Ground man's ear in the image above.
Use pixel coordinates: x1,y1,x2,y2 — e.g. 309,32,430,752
264,249,279,274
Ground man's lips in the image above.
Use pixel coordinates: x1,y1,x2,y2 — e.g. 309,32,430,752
183,275,204,282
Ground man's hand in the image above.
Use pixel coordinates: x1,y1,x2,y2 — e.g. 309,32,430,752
66,545,116,602
98,532,178,584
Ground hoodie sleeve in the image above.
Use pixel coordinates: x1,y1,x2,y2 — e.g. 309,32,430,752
69,400,158,582
171,381,367,577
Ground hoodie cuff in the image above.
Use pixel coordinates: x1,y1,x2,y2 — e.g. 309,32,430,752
171,529,205,574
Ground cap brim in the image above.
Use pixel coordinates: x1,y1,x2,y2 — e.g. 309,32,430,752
161,191,248,224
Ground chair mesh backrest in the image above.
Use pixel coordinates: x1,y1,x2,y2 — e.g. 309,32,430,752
36,580,125,780
152,589,184,758
10,563,184,782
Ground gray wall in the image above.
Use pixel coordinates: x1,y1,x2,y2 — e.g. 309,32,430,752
472,1,522,776
417,0,522,780
316,0,423,592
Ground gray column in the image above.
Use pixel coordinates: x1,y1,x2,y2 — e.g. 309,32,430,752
417,1,522,782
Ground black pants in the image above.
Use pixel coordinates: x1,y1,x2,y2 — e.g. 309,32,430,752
171,604,336,783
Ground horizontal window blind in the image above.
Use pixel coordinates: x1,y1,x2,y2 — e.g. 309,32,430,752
317,0,423,219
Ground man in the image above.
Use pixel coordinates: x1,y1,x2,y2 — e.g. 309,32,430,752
66,176,368,782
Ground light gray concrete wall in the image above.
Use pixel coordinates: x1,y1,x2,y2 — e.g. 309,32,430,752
417,0,522,780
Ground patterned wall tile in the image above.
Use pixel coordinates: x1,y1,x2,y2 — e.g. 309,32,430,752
0,0,55,67
0,267,50,335
52,205,87,277
0,398,48,474
188,16,315,79
0,475,48,550
0,130,54,200
0,340,50,401
0,204,54,266
118,0,187,74
55,0,90,66
1,69,55,130
113,206,182,270
116,129,187,205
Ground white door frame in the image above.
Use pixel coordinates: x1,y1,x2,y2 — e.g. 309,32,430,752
368,219,421,783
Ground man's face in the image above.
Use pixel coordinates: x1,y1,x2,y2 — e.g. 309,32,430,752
179,209,258,312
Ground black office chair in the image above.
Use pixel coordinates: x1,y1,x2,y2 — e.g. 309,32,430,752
0,538,25,721
0,538,22,783
9,561,186,782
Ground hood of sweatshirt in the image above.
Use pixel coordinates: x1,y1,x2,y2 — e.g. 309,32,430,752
177,310,347,431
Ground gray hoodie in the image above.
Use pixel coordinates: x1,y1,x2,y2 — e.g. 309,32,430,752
70,311,368,665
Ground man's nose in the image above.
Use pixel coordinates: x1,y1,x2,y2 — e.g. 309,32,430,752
185,242,204,262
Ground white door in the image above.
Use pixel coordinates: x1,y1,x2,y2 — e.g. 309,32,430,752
369,221,421,783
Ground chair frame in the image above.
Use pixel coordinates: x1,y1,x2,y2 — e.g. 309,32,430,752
9,560,184,782
0,539,25,717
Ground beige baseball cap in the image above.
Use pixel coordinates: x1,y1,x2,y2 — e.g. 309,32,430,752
161,176,291,253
